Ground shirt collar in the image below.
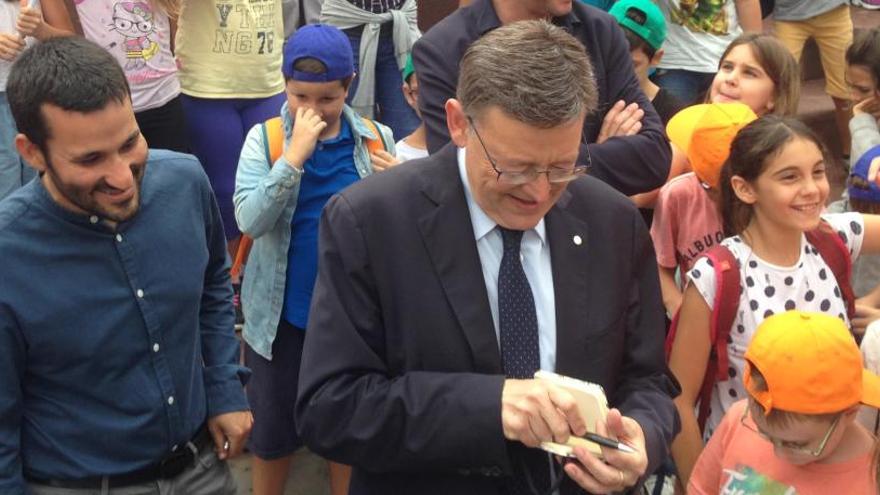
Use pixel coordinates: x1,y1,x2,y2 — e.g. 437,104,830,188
456,146,546,245
32,173,123,231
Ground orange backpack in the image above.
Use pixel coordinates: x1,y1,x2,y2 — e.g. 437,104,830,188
231,116,388,279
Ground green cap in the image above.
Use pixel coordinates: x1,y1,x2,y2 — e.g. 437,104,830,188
609,0,666,51
402,53,415,83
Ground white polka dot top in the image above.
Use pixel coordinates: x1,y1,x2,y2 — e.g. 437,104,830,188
686,212,865,436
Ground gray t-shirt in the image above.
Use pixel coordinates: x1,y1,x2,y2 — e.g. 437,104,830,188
773,0,846,21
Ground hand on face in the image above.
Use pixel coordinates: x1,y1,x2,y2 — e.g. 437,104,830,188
596,100,644,144
284,106,327,170
0,33,24,61
853,97,880,120
563,408,648,494
500,378,587,448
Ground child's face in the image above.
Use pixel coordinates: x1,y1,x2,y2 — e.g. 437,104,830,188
402,74,421,118
285,78,350,137
846,64,879,104
710,44,776,116
746,402,844,466
629,47,652,81
733,136,829,234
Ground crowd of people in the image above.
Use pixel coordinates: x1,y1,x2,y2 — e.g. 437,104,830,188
1,0,880,494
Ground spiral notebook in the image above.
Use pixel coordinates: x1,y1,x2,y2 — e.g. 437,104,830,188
534,370,610,458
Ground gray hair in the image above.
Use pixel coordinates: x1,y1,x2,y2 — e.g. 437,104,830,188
457,20,598,128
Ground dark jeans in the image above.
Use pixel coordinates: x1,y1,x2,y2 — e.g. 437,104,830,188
652,69,716,107
345,31,420,141
135,96,190,153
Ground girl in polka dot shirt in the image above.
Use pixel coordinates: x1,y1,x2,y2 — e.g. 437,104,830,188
668,115,880,488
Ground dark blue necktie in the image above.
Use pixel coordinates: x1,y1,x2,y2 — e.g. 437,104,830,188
498,227,540,379
498,227,549,495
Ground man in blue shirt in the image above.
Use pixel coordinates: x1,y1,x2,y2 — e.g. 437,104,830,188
0,37,251,494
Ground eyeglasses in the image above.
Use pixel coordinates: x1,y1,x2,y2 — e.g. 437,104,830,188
467,117,589,186
740,404,841,457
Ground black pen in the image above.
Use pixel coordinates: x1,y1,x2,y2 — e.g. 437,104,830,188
583,433,638,454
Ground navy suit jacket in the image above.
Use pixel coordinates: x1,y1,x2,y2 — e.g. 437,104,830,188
412,0,672,196
296,145,680,494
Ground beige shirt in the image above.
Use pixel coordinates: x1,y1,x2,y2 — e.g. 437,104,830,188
175,0,284,98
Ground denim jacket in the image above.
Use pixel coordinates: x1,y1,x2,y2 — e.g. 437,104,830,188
234,102,395,359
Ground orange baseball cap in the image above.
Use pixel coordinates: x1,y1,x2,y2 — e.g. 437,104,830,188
666,102,757,189
744,311,880,415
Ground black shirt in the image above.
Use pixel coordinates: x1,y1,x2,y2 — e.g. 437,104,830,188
651,88,686,128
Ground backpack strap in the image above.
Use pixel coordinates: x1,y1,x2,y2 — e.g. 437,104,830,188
697,245,741,432
665,245,741,433
805,220,855,321
360,117,389,155
231,117,285,280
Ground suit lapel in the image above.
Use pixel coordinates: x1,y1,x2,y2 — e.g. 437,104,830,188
416,145,502,374
545,191,591,377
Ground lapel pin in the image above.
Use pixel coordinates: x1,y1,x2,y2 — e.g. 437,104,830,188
573,235,582,246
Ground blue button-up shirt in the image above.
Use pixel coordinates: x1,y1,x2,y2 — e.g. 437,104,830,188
0,150,250,491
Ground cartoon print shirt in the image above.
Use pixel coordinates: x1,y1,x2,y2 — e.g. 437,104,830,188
651,172,725,277
175,0,284,98
655,0,744,73
686,212,865,435
689,401,877,495
76,0,180,112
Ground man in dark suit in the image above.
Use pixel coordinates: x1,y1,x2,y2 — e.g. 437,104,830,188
413,0,672,197
296,20,679,495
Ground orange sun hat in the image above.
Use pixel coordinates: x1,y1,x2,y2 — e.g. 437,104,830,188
744,311,880,415
666,102,757,189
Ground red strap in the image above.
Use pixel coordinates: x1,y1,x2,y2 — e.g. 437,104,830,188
805,221,855,321
665,245,741,433
696,245,740,432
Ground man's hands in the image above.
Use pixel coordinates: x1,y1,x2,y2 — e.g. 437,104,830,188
284,107,327,170
501,378,586,448
564,408,648,494
207,410,253,460
596,100,645,144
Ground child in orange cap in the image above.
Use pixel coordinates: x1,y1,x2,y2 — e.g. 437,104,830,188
650,102,756,317
689,311,880,494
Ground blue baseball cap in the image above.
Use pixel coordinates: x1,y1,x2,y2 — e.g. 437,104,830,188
849,144,880,203
282,24,354,82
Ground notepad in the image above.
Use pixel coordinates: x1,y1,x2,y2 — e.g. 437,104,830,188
534,370,610,458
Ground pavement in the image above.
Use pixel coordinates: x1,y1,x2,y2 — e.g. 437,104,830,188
228,448,331,495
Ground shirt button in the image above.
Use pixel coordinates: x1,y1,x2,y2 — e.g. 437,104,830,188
167,396,174,405
89,215,99,224
116,234,123,243
136,289,145,298
152,343,160,353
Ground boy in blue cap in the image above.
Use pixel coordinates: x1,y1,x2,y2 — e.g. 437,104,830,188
610,0,684,126
233,23,395,495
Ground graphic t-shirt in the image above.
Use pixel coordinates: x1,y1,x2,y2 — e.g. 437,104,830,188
651,173,724,275
76,0,179,112
175,0,284,98
686,213,864,435
690,401,877,495
656,0,743,73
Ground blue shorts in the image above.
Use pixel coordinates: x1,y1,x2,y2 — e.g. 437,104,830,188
245,319,305,460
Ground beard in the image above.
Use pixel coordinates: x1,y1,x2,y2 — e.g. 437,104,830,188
44,155,147,223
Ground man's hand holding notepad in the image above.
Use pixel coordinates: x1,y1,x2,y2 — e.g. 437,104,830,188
533,370,624,459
